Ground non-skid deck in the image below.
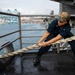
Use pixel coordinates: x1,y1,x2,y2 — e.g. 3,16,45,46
0,51,75,75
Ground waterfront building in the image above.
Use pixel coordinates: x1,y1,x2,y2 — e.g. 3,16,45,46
0,9,19,24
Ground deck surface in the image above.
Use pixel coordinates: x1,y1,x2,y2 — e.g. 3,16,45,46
0,51,75,75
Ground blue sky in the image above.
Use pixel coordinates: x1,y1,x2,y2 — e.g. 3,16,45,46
0,0,59,15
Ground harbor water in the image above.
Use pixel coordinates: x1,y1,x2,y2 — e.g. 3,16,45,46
0,23,46,54
0,23,75,54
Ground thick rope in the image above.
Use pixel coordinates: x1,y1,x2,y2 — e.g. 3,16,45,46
0,36,75,59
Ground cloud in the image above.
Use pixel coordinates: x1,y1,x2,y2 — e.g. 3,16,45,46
0,0,59,15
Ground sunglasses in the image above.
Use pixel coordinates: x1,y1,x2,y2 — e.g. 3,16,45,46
58,17,67,23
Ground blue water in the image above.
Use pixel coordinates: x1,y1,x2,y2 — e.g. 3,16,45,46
0,23,46,54
0,23,75,54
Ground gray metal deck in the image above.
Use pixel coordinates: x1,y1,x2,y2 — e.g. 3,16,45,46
0,50,75,75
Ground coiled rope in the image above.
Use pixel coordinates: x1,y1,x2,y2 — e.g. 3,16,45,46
0,36,75,59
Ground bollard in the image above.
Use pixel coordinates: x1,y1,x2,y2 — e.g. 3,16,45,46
5,42,14,53
0,42,14,72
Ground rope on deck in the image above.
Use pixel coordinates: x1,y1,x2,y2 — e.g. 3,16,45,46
0,36,75,59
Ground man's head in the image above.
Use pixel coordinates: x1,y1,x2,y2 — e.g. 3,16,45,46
59,12,70,23
58,12,70,26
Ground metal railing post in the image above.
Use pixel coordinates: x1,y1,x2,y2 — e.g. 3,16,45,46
18,13,22,49
56,44,60,53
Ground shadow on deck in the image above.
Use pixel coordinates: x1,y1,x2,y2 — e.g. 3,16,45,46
0,50,75,75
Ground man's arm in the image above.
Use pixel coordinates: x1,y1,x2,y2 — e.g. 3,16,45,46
39,34,62,47
37,31,50,43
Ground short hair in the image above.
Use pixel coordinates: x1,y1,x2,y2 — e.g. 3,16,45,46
59,12,70,22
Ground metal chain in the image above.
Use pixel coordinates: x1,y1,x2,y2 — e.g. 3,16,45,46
0,36,75,59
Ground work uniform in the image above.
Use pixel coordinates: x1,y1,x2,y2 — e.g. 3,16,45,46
36,19,75,59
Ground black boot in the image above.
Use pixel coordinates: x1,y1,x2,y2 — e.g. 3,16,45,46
33,58,40,66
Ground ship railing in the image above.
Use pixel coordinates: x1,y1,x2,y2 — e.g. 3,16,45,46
0,12,22,54
20,15,71,53
0,12,72,55
21,29,71,53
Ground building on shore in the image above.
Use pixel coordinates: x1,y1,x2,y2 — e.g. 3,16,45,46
0,9,19,24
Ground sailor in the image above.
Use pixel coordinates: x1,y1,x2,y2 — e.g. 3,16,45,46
33,12,75,66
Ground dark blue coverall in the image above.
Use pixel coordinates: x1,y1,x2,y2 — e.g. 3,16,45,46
36,19,75,59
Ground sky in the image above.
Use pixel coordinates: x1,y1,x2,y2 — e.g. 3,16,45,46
0,0,59,15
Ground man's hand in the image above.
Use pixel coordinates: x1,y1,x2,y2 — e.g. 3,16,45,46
37,42,48,47
36,34,62,47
